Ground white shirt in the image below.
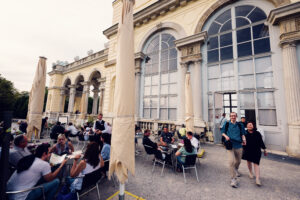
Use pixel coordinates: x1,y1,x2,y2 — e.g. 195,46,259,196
7,158,51,200
67,125,78,135
190,137,199,149
106,125,112,134
9,146,31,167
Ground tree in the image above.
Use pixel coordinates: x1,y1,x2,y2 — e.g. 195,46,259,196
13,92,29,119
0,74,17,112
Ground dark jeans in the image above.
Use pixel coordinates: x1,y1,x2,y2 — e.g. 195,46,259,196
26,178,60,200
176,156,185,169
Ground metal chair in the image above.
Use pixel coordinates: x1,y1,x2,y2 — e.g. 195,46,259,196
179,154,199,183
75,168,103,200
6,185,45,200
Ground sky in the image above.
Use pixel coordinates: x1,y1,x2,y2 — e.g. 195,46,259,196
0,0,113,92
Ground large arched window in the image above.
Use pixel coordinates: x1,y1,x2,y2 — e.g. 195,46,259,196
205,5,277,126
142,32,178,121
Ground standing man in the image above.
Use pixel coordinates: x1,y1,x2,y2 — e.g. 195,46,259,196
93,114,108,146
222,112,246,188
40,117,48,138
186,131,199,150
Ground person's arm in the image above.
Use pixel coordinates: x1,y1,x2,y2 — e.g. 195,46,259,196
101,145,110,160
68,142,74,153
99,155,104,168
171,137,175,144
160,136,166,146
70,155,86,178
221,122,230,141
101,122,109,133
43,159,68,182
49,145,56,154
93,121,97,132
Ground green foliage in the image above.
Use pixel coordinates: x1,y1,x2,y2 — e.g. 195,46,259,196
0,74,18,112
88,97,93,114
13,91,29,119
0,74,48,118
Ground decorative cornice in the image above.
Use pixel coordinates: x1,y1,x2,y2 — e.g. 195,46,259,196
103,0,196,39
104,59,116,68
175,32,207,50
48,70,63,76
268,2,300,25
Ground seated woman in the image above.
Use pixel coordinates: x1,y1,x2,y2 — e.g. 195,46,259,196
175,138,197,171
50,134,74,156
69,142,104,191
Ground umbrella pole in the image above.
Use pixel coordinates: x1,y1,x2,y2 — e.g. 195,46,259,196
119,183,125,200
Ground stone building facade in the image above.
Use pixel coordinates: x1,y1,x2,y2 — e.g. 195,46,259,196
46,0,300,157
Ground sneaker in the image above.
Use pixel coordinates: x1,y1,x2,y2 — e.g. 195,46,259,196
235,169,241,177
230,178,238,188
256,178,261,186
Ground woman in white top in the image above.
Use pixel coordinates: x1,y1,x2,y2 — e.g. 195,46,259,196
69,142,104,191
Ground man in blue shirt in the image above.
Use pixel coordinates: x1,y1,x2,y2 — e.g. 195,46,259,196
222,112,246,188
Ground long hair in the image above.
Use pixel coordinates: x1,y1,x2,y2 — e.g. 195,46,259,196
83,142,100,168
183,138,194,153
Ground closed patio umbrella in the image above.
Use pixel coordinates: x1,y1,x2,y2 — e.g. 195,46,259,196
109,0,135,199
26,57,47,141
185,72,195,133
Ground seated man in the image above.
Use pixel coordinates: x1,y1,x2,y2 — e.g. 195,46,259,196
186,131,199,150
7,143,68,200
100,133,111,161
143,129,164,160
50,121,65,141
9,135,31,167
66,122,78,137
160,126,175,147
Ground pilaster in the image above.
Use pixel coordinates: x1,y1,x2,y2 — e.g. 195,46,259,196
68,85,76,113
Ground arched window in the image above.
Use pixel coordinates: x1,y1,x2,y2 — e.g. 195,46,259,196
142,32,178,120
205,5,276,126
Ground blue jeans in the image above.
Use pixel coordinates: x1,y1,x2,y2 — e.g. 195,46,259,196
177,156,185,169
26,178,60,200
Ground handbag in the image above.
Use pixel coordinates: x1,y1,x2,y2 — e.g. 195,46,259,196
224,140,232,150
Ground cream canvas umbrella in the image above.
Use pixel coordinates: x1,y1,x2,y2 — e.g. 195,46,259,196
185,72,195,133
26,57,47,141
109,0,135,198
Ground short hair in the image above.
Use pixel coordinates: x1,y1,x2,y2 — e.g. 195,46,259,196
163,126,168,129
187,131,193,136
56,121,61,125
230,112,237,117
57,134,66,140
144,129,150,134
45,117,48,120
181,124,185,128
14,135,25,147
222,113,226,117
98,113,103,116
68,122,73,126
246,121,257,130
35,143,50,158
101,133,111,144
241,117,245,119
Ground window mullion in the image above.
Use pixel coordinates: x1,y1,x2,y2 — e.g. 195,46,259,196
157,33,162,119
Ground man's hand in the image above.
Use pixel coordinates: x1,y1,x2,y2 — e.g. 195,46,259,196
74,154,81,161
96,130,102,134
224,135,230,141
242,139,246,146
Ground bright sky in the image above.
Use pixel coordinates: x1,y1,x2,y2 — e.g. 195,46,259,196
0,0,113,92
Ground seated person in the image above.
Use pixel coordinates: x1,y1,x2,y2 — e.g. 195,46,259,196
160,126,175,146
83,127,93,141
50,121,65,141
7,143,67,200
67,122,78,137
9,135,31,167
175,138,197,170
186,131,199,150
49,134,74,156
101,133,111,161
178,124,186,139
143,129,164,160
69,142,104,191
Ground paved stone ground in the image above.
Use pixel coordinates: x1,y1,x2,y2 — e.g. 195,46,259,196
75,141,300,200
36,134,300,200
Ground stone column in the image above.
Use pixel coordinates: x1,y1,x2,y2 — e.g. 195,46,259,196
98,87,105,114
59,89,65,113
178,63,187,123
92,89,100,115
80,82,90,117
68,85,76,113
135,71,141,119
193,60,206,127
282,42,300,157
